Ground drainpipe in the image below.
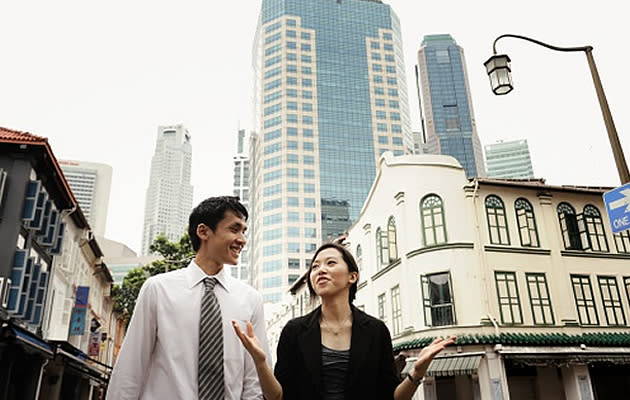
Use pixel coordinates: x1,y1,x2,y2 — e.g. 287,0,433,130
34,358,49,400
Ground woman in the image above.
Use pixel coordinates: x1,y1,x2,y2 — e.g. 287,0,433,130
232,242,455,400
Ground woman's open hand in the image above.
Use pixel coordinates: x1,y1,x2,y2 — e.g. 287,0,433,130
412,336,456,378
232,320,267,365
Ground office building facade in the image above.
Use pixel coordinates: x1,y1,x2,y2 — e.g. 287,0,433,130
250,0,413,302
417,34,485,178
232,129,251,282
485,139,535,179
141,124,193,255
59,160,112,237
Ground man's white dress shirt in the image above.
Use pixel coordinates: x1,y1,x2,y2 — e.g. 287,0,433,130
106,261,271,400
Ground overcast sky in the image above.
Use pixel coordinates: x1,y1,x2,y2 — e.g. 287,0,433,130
2,0,628,254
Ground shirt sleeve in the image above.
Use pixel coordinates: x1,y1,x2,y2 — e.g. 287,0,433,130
241,292,272,400
106,278,158,400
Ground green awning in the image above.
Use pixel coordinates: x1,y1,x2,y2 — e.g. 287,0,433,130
427,354,482,377
402,353,483,377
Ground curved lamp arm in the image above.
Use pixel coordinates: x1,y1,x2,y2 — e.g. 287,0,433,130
492,34,591,54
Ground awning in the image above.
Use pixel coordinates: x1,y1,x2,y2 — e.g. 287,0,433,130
4,324,54,358
402,352,483,377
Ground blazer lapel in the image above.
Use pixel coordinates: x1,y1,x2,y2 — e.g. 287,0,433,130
298,307,323,396
346,306,374,390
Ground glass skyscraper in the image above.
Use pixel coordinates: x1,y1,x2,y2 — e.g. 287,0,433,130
417,34,485,178
250,0,412,302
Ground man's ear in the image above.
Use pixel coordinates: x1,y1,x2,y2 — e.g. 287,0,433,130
196,223,211,241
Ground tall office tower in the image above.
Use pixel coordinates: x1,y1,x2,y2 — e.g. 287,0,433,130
59,160,112,237
250,0,413,302
231,129,250,282
141,124,193,255
417,34,485,177
485,139,535,179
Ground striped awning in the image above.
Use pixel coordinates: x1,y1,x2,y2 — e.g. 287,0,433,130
426,354,482,377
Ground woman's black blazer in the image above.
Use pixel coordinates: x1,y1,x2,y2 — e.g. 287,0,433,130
274,305,400,400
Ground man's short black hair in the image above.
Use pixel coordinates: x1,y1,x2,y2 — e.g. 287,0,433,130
188,196,248,252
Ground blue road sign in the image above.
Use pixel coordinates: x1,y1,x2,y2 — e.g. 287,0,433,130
603,182,630,234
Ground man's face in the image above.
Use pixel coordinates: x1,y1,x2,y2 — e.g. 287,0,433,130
201,210,247,266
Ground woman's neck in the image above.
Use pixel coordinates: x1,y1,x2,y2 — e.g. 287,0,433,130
320,295,352,323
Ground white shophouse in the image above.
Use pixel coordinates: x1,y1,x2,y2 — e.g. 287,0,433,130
291,152,630,400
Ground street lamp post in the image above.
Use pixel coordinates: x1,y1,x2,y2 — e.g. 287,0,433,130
484,34,630,184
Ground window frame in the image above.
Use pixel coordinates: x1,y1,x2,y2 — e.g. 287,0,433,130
495,271,524,325
515,198,540,247
583,205,609,252
570,274,599,326
420,194,447,247
387,216,398,261
391,285,402,336
525,273,555,325
485,195,510,245
597,275,626,326
420,272,456,327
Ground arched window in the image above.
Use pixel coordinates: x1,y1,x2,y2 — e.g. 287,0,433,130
485,195,510,245
614,231,630,253
376,227,389,270
420,194,447,246
387,216,398,261
583,205,609,252
515,198,539,247
557,202,582,250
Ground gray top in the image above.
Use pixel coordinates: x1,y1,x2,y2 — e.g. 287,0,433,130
321,345,350,400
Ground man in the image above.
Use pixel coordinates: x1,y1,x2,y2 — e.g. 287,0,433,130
107,196,271,399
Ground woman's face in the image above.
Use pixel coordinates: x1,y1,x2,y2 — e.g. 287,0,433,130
309,248,357,299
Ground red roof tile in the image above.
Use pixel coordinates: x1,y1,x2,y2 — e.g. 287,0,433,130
0,126,48,144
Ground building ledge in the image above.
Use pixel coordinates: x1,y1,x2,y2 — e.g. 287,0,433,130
484,245,551,255
561,250,630,260
406,242,475,259
371,258,401,281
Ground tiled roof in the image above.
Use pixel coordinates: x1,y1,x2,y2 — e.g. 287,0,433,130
393,332,630,352
0,126,48,144
470,177,613,194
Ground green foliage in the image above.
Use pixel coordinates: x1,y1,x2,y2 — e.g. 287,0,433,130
112,233,194,325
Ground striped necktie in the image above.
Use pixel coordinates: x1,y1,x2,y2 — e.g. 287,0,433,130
198,277,224,400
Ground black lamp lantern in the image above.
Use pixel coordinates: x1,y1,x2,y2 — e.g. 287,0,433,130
484,54,513,95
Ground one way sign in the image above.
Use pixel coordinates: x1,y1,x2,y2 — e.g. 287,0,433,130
603,182,630,234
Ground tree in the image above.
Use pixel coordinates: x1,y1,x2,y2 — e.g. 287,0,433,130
113,233,195,325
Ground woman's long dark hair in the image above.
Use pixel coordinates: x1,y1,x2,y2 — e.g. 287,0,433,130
306,242,359,303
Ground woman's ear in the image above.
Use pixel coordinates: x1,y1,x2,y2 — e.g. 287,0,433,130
349,272,358,284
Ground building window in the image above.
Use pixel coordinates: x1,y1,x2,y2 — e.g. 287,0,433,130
421,272,455,326
598,276,626,326
495,271,523,324
387,216,398,261
356,245,362,272
375,227,389,270
391,285,402,336
614,231,630,253
377,293,387,323
583,205,609,252
515,198,539,247
571,275,599,325
486,195,510,245
558,202,584,250
525,273,554,325
420,194,447,246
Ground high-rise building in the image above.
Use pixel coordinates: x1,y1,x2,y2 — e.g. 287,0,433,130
250,0,413,302
141,124,193,255
485,139,535,179
232,129,250,282
59,160,112,237
417,34,485,177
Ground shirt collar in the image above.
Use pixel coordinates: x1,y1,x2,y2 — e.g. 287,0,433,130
186,259,231,293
